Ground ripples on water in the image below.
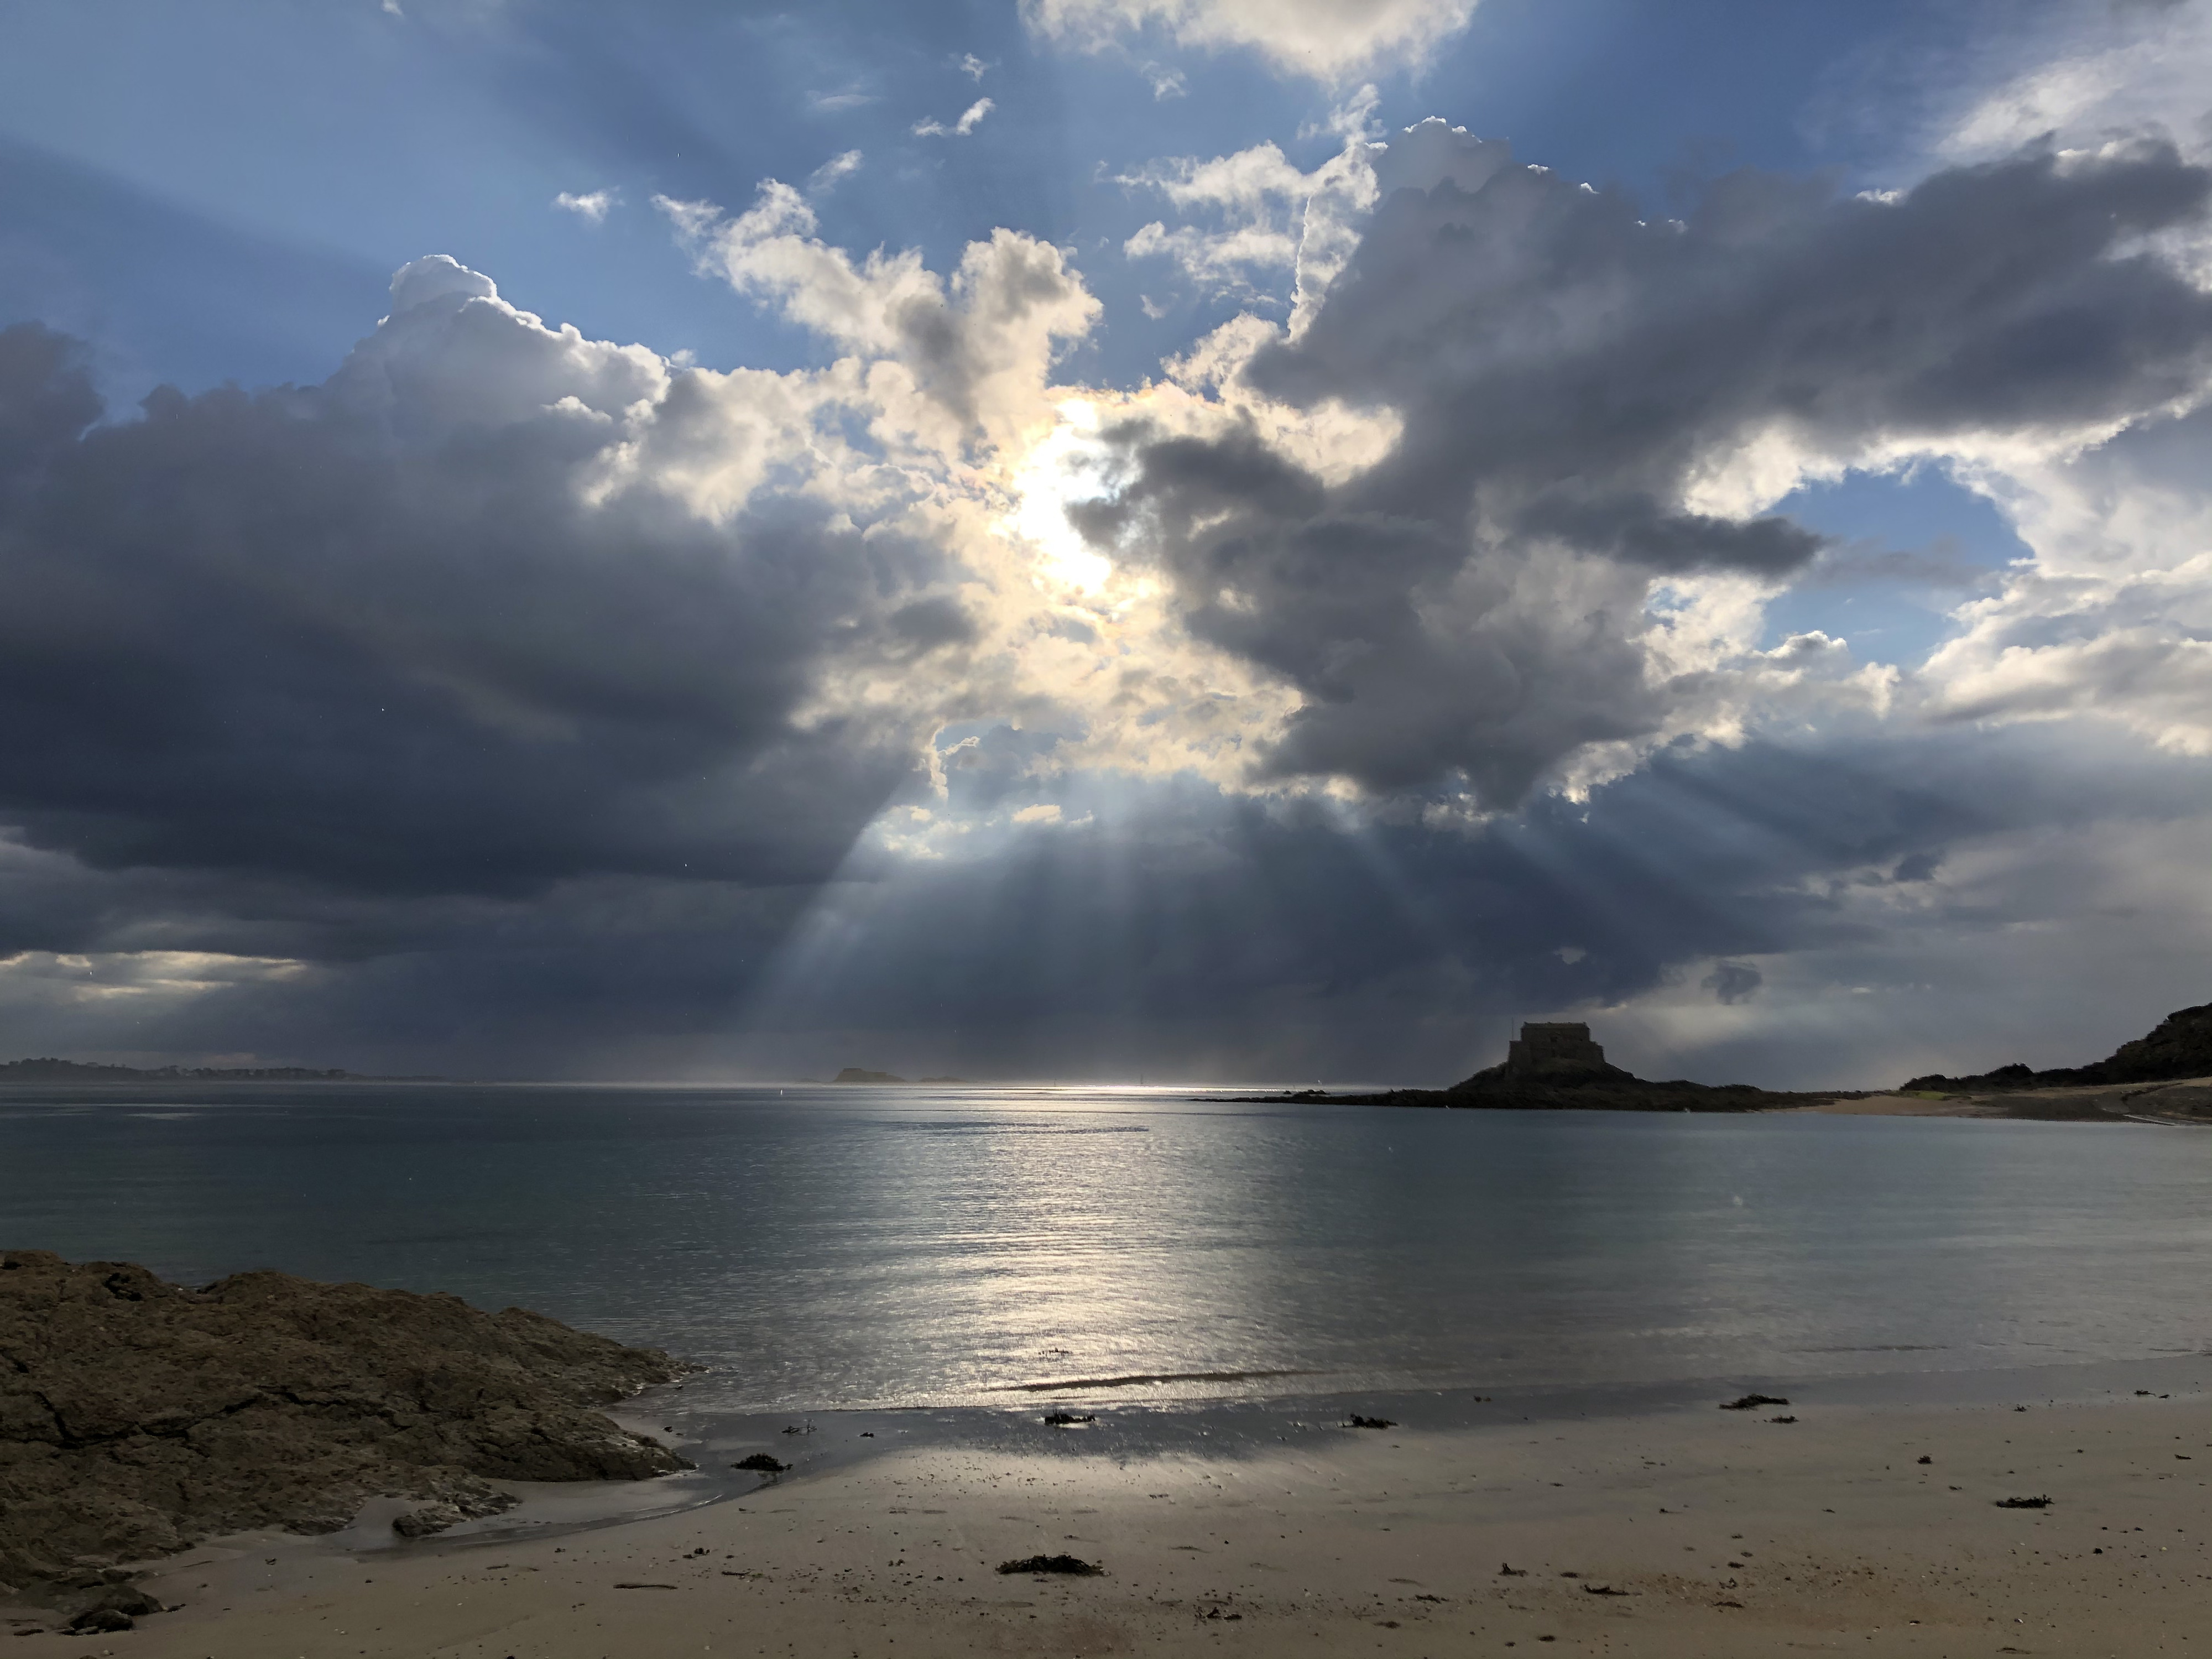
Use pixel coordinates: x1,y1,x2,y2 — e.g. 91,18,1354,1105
2,1083,2208,1410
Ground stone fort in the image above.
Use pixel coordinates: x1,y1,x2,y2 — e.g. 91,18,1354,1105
1504,1021,1611,1074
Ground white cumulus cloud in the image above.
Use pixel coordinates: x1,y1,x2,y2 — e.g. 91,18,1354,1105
807,150,864,193
552,189,618,224
1118,101,1380,321
1023,0,1479,80
914,97,995,138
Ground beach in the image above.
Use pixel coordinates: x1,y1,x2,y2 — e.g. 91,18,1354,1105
20,1369,2208,1658
8,1088,2211,1653
1802,1079,2212,1124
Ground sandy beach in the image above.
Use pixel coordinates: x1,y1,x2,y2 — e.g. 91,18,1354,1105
1799,1076,2212,1124
17,1371,2208,1659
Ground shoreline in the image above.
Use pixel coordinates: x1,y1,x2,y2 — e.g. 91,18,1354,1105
1798,1079,2212,1123
133,1349,2200,1568
1219,1074,2212,1124
13,1351,2209,1655
16,1353,2204,1657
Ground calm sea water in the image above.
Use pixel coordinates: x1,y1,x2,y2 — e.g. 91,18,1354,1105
3,1083,2208,1412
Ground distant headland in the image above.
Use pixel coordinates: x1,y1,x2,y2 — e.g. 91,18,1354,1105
0,1058,436,1083
1901,1000,2212,1093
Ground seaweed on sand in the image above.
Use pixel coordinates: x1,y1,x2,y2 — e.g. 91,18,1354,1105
1719,1394,1789,1411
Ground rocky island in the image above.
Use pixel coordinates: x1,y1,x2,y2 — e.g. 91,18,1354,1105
0,1253,687,1628
1285,1021,1849,1112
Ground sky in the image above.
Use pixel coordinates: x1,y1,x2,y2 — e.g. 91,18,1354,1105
0,0,2208,1087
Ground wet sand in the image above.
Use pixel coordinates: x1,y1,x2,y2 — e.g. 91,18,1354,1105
16,1367,2210,1658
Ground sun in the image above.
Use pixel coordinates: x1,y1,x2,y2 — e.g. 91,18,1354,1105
995,397,1124,600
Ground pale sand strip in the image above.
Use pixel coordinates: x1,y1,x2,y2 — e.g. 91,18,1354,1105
1799,1077,2212,1121
1801,1093,2003,1116
18,1389,2208,1658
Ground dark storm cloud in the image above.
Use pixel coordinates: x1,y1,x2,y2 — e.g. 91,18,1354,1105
4,687,2201,1082
663,716,2212,1085
0,325,99,462
7,722,1950,1079
1702,961,1763,1004
0,828,823,1074
1087,132,2212,802
0,291,955,905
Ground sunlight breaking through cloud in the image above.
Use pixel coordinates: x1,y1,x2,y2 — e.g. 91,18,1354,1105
6,0,2212,1077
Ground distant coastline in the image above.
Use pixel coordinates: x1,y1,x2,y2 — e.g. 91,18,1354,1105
810,1068,967,1084
0,1057,440,1083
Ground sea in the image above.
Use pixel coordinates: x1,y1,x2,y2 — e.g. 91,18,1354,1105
4,1082,2210,1418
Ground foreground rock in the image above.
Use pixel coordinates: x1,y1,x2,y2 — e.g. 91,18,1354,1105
0,1251,688,1611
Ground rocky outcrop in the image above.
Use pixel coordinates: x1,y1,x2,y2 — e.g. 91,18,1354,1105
1903,1001,2212,1092
1284,1022,1837,1113
1438,1021,1816,1110
0,1251,688,1605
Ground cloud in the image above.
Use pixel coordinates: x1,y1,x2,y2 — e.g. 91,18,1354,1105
1921,405,2212,754
1022,0,1480,81
1936,0,2212,165
1117,88,1381,321
913,98,995,138
1078,122,2212,807
806,149,864,194
959,53,990,80
1793,533,2004,593
667,717,2212,1087
1812,0,2212,210
9,70,2212,1082
0,265,982,906
1702,960,1764,1004
1144,64,1187,98
1119,139,1346,300
552,189,618,224
2,697,2204,1084
658,181,1098,454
